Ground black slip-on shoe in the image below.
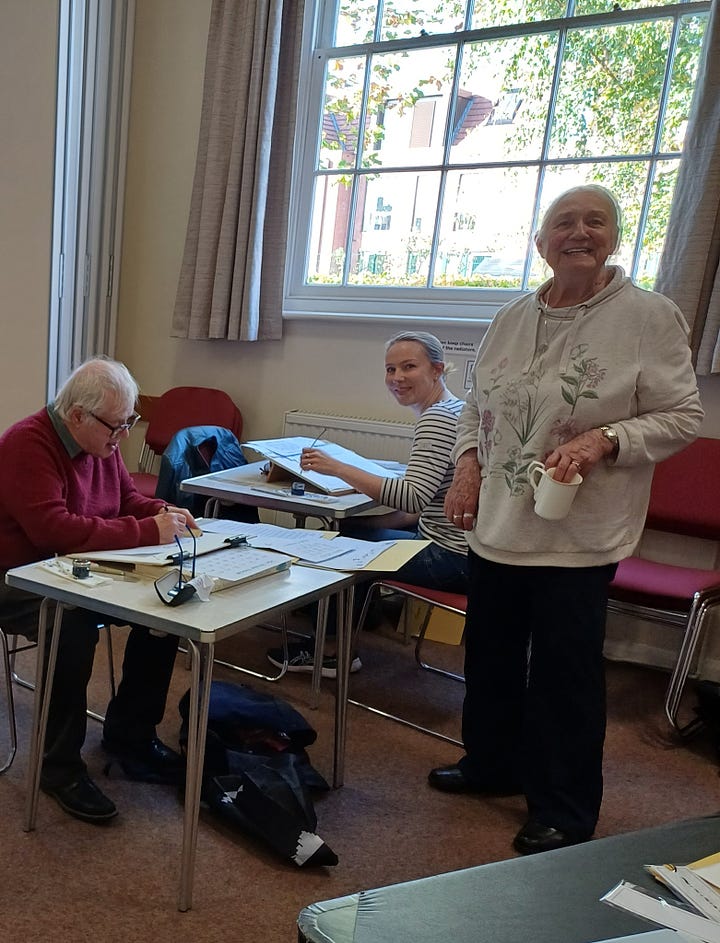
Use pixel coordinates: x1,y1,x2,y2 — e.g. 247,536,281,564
428,764,521,796
102,736,185,784
513,820,592,855
42,775,118,823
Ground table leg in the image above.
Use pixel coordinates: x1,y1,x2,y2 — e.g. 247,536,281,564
178,637,214,912
332,584,354,788
25,598,61,831
310,595,329,709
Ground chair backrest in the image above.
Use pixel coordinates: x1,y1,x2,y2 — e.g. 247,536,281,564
645,436,720,541
143,387,243,455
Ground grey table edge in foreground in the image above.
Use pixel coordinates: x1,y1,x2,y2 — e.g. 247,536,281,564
297,813,720,943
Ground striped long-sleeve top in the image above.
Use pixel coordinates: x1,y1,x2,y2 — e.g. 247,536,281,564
378,396,466,555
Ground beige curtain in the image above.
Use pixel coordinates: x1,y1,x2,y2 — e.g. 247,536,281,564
655,1,720,374
172,0,303,341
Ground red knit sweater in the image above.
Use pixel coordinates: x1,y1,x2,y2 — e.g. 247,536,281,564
0,408,164,569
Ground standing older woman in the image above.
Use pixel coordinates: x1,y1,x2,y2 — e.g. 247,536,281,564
432,185,703,855
267,331,468,676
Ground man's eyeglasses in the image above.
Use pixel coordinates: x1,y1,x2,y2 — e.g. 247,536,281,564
90,411,141,438
154,531,197,607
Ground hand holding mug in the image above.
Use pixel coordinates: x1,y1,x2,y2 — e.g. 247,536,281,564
528,460,582,520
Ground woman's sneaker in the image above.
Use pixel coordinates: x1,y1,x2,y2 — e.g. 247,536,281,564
267,642,362,679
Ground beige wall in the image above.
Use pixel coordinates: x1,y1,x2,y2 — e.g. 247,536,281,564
0,0,58,429
116,0,720,449
3,0,720,440
116,0,479,459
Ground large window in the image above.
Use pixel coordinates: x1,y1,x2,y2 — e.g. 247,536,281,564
284,0,710,322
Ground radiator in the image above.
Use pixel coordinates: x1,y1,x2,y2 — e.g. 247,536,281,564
282,410,414,463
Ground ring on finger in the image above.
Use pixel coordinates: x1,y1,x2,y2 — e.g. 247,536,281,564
571,459,581,468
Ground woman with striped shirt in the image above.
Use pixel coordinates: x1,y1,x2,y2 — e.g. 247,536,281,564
267,332,468,677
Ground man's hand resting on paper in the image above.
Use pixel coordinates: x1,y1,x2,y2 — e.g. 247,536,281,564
154,505,199,543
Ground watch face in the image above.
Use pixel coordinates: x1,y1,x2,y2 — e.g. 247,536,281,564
602,426,618,444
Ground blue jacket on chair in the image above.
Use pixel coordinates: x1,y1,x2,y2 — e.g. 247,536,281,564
155,424,249,517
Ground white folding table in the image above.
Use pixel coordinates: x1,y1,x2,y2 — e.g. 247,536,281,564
180,461,382,529
5,561,356,912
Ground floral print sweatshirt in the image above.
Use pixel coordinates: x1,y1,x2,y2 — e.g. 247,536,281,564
454,267,703,567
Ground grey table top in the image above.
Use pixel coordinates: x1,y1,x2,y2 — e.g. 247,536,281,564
298,814,720,943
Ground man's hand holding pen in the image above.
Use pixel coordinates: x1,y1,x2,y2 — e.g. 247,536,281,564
155,504,200,543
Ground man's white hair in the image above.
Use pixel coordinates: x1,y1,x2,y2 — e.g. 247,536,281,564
54,356,139,420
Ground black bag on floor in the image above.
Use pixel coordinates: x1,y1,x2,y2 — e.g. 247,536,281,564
178,681,337,867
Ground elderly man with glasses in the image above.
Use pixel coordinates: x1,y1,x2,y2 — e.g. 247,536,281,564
0,357,198,823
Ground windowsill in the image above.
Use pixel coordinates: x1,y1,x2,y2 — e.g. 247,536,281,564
282,288,527,325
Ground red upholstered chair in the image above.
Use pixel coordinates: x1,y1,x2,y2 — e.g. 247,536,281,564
350,579,466,744
132,387,243,498
607,437,720,735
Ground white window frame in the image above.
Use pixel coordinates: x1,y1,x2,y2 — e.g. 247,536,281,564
284,0,711,326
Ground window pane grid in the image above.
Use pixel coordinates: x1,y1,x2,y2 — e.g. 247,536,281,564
289,1,710,318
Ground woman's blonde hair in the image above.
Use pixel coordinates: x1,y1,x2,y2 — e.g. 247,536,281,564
385,331,449,376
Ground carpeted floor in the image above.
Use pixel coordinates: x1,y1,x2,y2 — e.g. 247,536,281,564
0,612,718,943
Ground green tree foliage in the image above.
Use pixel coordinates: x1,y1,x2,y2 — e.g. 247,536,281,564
318,0,708,289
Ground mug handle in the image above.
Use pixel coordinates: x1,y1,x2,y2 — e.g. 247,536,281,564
527,460,545,492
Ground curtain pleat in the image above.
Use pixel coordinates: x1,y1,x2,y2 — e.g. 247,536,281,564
172,0,302,341
655,2,720,375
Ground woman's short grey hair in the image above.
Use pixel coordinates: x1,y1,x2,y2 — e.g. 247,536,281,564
54,356,139,420
385,331,446,371
537,184,623,253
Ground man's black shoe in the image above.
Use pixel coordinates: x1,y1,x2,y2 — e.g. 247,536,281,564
102,736,185,784
513,820,591,855
428,764,521,795
42,775,118,823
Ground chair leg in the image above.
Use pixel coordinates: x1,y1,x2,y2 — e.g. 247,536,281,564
350,583,463,744
0,629,18,774
204,615,294,684
414,607,465,682
6,626,117,729
664,598,719,736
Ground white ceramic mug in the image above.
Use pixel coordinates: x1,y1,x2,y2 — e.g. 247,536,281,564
528,460,583,521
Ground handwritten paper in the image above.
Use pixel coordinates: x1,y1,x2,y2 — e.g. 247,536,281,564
198,518,395,568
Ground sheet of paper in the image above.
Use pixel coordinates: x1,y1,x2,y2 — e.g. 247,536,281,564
76,532,229,566
602,881,720,943
297,538,397,570
691,854,720,892
589,932,695,942
191,546,292,584
197,518,392,566
647,865,720,922
41,559,112,588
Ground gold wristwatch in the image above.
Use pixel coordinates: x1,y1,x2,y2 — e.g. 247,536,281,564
599,425,619,455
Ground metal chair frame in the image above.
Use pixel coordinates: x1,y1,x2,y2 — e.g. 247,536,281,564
348,579,466,745
606,436,720,737
607,584,720,736
0,624,117,774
